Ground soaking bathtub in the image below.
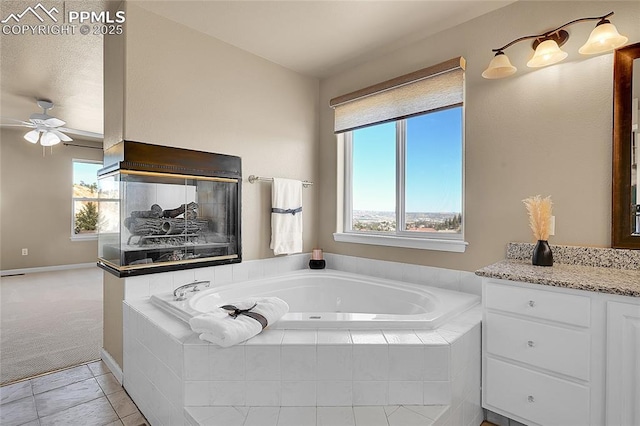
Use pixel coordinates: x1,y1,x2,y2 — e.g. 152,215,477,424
150,269,479,329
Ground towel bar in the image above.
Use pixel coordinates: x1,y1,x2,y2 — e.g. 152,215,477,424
248,175,313,188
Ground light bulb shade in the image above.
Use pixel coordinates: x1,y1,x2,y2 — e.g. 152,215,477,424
24,130,40,143
40,131,61,147
579,22,628,55
527,39,569,68
482,52,517,79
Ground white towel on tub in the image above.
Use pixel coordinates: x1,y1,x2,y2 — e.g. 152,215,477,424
270,178,303,255
189,297,289,347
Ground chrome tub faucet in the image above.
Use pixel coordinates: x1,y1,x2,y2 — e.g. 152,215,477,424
173,280,210,301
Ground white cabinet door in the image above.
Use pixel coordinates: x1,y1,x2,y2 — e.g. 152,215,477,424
606,301,640,426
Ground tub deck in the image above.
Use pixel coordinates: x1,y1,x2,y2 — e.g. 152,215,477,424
150,269,480,329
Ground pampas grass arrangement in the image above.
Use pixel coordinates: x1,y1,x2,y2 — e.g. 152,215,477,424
523,195,554,266
522,195,553,241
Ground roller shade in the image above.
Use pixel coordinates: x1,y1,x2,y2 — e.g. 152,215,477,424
330,57,465,134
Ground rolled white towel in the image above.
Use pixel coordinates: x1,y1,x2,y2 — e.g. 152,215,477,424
189,297,289,347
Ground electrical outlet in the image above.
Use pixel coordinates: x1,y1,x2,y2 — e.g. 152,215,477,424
550,216,556,236
21,248,28,256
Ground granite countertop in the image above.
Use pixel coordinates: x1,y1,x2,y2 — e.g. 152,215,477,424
476,259,640,297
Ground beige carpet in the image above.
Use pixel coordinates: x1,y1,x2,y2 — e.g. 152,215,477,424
0,267,103,385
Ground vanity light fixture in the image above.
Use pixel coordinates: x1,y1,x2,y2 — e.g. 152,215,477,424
482,11,628,79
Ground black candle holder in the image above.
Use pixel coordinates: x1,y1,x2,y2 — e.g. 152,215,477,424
309,259,326,269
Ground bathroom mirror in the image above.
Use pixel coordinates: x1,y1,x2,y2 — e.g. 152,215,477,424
612,42,640,249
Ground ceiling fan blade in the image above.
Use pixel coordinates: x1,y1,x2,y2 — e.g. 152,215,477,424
24,130,40,144
40,131,61,147
0,117,33,126
51,129,72,142
57,127,103,140
43,117,65,127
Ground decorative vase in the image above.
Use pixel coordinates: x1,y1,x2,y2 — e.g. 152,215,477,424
532,240,553,266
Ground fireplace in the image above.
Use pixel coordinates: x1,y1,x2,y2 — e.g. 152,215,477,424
97,141,241,277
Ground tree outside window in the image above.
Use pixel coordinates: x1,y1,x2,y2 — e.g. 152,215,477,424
72,160,102,237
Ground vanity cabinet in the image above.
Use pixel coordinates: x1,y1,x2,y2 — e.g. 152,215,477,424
606,301,640,426
483,277,640,426
483,280,592,426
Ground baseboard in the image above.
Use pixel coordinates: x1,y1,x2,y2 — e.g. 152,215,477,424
0,262,97,276
101,348,123,385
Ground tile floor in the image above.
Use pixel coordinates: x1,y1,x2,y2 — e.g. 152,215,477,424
185,404,450,426
0,361,149,426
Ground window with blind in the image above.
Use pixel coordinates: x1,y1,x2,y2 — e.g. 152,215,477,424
331,57,467,252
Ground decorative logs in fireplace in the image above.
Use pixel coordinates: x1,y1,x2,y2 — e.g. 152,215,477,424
124,202,209,244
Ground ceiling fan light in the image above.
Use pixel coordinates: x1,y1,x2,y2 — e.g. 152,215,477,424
482,52,518,79
43,117,66,127
24,130,40,143
579,21,628,55
40,131,61,147
527,39,569,68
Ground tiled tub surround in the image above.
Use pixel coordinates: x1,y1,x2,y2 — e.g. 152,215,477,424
119,253,483,425
477,247,640,297
123,299,482,426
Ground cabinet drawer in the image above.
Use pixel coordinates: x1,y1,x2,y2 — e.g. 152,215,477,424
485,281,590,327
486,312,590,380
485,357,590,426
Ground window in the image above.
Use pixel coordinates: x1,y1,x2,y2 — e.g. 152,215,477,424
332,57,467,252
72,160,103,239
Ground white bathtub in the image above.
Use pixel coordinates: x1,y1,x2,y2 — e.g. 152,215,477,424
151,269,479,329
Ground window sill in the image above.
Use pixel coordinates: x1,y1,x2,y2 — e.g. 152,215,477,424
70,234,98,242
333,232,468,252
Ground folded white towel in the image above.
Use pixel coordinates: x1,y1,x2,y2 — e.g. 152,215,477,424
189,297,289,347
270,178,303,255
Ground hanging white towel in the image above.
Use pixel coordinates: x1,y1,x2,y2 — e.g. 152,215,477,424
189,297,289,347
270,178,303,255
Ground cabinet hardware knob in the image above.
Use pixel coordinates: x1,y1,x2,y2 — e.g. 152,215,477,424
528,300,535,307
527,340,535,347
528,395,535,403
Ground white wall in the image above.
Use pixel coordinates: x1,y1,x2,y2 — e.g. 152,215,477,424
318,1,640,272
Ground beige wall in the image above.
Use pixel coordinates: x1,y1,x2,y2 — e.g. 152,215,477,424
120,3,320,261
0,128,103,270
318,1,640,272
103,271,124,368
101,3,320,367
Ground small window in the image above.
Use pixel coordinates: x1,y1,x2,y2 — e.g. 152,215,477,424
72,160,103,239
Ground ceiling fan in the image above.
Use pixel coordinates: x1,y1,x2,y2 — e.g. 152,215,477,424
2,99,73,146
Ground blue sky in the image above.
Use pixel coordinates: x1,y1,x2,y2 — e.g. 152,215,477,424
73,161,101,185
352,107,462,213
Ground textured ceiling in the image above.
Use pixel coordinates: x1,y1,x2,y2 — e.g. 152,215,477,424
0,1,111,138
1,1,513,140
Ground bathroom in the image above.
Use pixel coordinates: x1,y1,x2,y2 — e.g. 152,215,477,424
2,0,640,425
